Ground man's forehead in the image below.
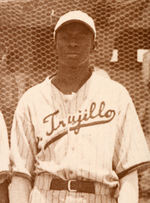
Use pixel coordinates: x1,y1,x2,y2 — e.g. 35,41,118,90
57,21,93,34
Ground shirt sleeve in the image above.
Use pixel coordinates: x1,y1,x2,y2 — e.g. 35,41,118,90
0,111,10,183
10,96,37,182
113,87,150,179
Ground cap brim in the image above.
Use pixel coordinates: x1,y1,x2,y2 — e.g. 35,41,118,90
54,19,95,38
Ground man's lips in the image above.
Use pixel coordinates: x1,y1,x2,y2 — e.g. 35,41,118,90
66,52,79,57
67,52,79,54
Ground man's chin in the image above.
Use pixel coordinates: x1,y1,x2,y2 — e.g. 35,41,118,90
61,60,81,67
59,57,88,68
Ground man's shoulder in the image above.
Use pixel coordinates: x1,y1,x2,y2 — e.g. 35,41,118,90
20,78,48,102
93,70,127,92
93,72,132,109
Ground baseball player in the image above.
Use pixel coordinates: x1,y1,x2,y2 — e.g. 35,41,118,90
0,111,10,203
9,11,150,203
0,46,10,203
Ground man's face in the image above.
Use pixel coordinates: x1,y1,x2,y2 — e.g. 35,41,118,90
55,22,95,67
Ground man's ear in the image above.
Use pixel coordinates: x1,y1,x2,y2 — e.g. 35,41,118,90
90,40,97,52
54,39,58,53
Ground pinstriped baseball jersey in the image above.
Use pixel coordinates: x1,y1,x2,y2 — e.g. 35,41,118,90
10,71,150,203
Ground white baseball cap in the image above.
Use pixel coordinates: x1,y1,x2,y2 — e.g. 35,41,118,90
54,10,96,39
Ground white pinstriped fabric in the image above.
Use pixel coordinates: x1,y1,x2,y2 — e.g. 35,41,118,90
10,71,150,203
0,111,10,183
29,188,117,203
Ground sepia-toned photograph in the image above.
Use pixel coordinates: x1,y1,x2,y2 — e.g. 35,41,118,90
0,0,150,202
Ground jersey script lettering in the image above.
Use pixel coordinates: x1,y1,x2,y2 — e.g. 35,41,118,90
43,101,115,135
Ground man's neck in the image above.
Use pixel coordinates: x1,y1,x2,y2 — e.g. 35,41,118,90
52,63,92,94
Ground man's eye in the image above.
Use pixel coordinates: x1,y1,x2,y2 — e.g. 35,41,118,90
61,35,68,40
79,35,86,39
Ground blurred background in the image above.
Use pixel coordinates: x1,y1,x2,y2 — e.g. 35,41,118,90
0,0,150,202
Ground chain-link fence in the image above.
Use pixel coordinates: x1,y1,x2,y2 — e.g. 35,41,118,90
0,0,150,202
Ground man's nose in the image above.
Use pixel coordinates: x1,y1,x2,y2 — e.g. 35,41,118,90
69,39,78,47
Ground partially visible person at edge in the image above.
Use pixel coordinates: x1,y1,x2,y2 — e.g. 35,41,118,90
0,111,10,203
9,11,150,203
0,46,11,203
